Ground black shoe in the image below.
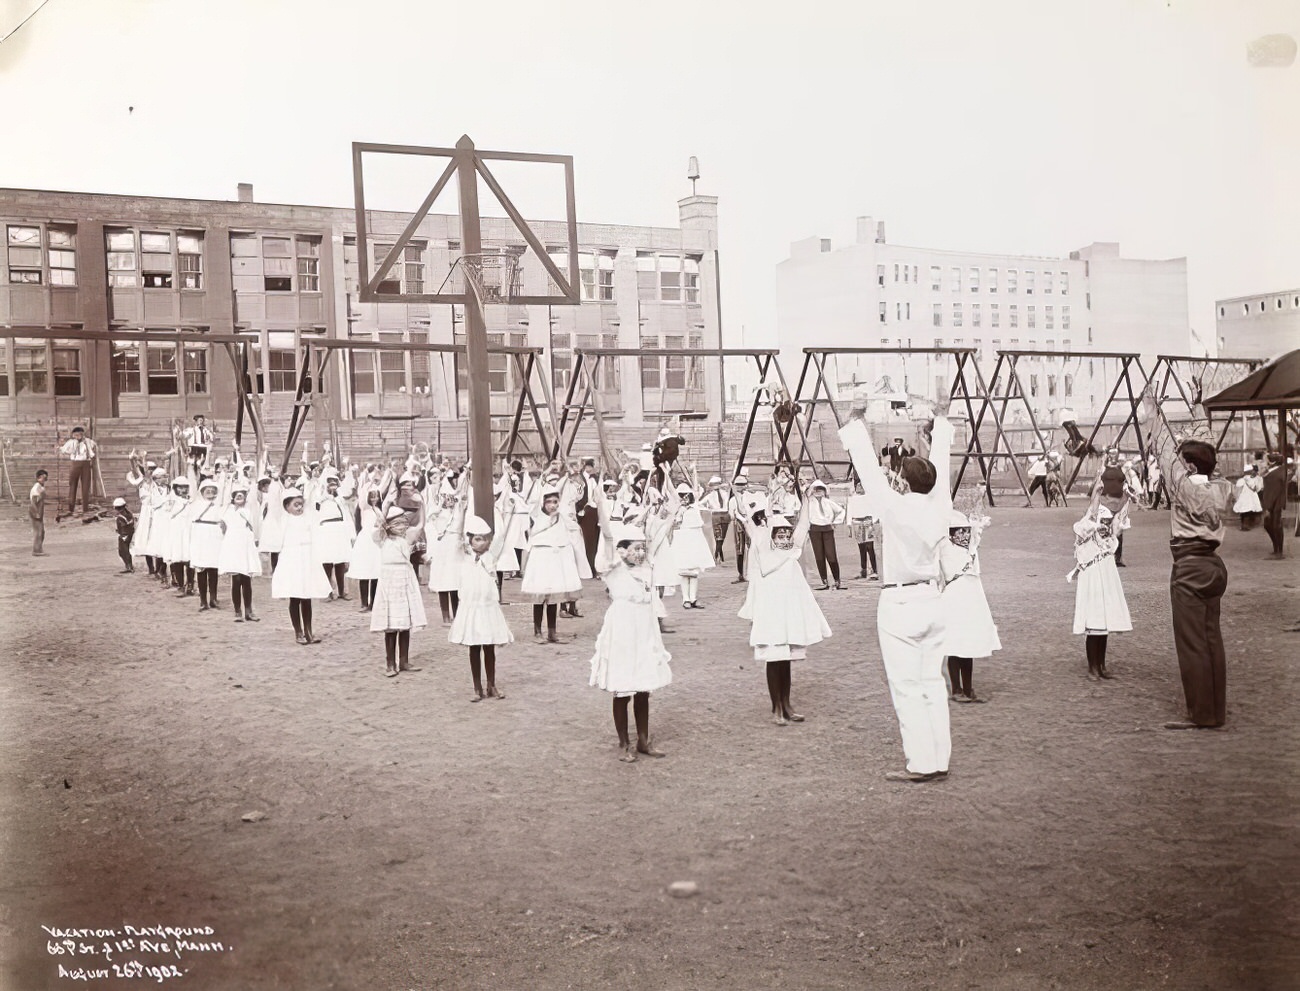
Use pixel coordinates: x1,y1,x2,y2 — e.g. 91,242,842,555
731,577,747,584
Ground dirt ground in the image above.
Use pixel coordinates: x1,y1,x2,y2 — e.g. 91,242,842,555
1,503,1298,991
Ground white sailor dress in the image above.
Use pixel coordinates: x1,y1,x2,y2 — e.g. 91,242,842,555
259,483,287,554
648,511,680,593
938,540,1001,657
347,504,384,581
589,563,672,695
137,485,169,557
448,552,514,646
162,494,193,564
315,494,356,564
188,499,226,569
521,512,583,602
673,505,716,576
218,505,263,577
271,513,332,600
425,507,465,592
739,523,830,661
1070,518,1132,635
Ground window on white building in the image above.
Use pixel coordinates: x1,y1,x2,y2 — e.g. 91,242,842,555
1043,271,1053,294
1010,304,1019,328
972,304,981,327
879,302,887,324
1028,306,1036,329
949,267,961,292
991,303,999,328
969,267,979,292
1062,306,1071,330
988,268,998,293
877,264,886,288
952,302,962,327
930,266,941,290
1045,305,1054,330
1007,269,1018,293
1060,271,1069,294
932,303,942,327
1025,270,1035,295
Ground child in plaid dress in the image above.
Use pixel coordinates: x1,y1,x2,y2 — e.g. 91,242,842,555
371,504,428,677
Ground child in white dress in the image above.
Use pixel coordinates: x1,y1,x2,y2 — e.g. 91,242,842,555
739,498,831,725
672,479,715,609
448,511,515,700
348,486,385,612
218,483,263,623
426,483,466,624
270,487,333,645
371,504,428,676
1068,499,1132,680
590,499,672,762
189,477,226,612
939,510,1001,703
521,486,583,643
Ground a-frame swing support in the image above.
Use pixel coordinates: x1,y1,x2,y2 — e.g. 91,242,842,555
278,339,556,477
551,348,787,480
775,347,1007,503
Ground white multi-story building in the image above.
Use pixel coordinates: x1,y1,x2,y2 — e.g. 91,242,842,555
775,217,1191,418
1216,289,1300,360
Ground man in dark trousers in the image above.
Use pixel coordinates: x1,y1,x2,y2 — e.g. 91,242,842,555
58,425,97,516
576,458,601,575
1260,451,1290,559
881,437,915,474
1143,394,1233,730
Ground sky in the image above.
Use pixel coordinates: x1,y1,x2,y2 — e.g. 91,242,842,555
1,0,1296,353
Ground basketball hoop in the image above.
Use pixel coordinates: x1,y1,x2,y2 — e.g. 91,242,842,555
456,252,520,312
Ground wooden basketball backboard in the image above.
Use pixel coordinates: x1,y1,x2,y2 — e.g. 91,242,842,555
351,136,580,306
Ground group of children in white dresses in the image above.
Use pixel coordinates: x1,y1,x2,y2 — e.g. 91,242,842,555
119,441,1018,763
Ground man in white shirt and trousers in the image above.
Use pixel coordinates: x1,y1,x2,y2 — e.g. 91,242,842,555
58,425,97,517
840,396,954,783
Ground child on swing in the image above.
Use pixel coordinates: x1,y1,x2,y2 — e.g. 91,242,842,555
590,492,672,762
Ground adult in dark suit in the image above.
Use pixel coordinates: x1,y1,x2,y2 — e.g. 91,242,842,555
881,438,915,474
576,458,601,575
1260,453,1290,558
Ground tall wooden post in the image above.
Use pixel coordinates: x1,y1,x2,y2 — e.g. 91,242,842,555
455,136,495,528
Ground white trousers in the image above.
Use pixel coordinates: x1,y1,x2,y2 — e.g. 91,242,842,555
877,586,951,774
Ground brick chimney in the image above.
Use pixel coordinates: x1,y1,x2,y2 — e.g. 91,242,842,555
237,183,254,203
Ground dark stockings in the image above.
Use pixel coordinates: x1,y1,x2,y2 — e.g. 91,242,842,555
359,578,377,609
858,541,877,575
765,661,798,722
533,603,559,639
947,656,974,697
270,551,280,571
322,562,348,596
289,597,316,642
197,567,218,607
1086,634,1111,678
230,574,255,618
383,630,412,672
612,692,657,758
438,590,460,622
469,644,500,699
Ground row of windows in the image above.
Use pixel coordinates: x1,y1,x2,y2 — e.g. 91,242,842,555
7,224,77,286
107,229,205,289
879,264,1073,296
231,234,321,293
0,338,207,398
877,302,1074,330
1220,295,1300,317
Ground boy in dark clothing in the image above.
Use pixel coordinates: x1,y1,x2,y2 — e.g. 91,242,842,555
114,497,136,573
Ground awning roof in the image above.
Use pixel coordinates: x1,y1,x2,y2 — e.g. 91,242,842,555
1203,350,1300,412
